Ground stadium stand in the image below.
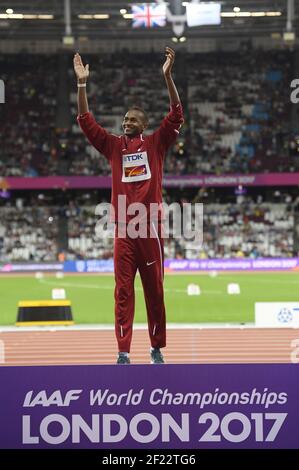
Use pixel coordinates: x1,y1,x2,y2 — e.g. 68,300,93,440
0,192,297,261
0,204,58,261
0,49,296,176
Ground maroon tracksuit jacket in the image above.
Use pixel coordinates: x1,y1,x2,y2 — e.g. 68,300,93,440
78,104,184,352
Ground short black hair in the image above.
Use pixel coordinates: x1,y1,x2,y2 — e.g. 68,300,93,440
127,106,149,125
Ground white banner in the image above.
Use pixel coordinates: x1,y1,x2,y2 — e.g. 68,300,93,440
255,302,299,327
186,2,221,27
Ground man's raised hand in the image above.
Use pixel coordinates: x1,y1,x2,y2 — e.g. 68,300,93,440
73,53,89,83
162,47,175,77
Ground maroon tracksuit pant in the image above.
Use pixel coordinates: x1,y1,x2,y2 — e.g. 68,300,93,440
114,221,166,353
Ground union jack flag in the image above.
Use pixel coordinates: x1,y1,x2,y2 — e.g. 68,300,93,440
131,3,166,28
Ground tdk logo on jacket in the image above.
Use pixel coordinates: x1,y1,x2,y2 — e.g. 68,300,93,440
123,154,143,162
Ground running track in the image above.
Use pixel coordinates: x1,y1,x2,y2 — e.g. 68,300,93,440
0,327,298,366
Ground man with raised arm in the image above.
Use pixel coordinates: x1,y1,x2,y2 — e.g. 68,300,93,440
74,48,184,364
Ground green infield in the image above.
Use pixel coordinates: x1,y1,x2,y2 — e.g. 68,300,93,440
0,271,299,325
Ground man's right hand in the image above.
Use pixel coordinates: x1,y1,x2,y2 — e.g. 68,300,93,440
73,52,89,83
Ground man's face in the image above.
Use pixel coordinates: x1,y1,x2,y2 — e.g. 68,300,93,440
122,110,147,137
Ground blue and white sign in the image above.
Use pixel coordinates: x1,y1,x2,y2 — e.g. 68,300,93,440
64,259,114,273
255,302,299,327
